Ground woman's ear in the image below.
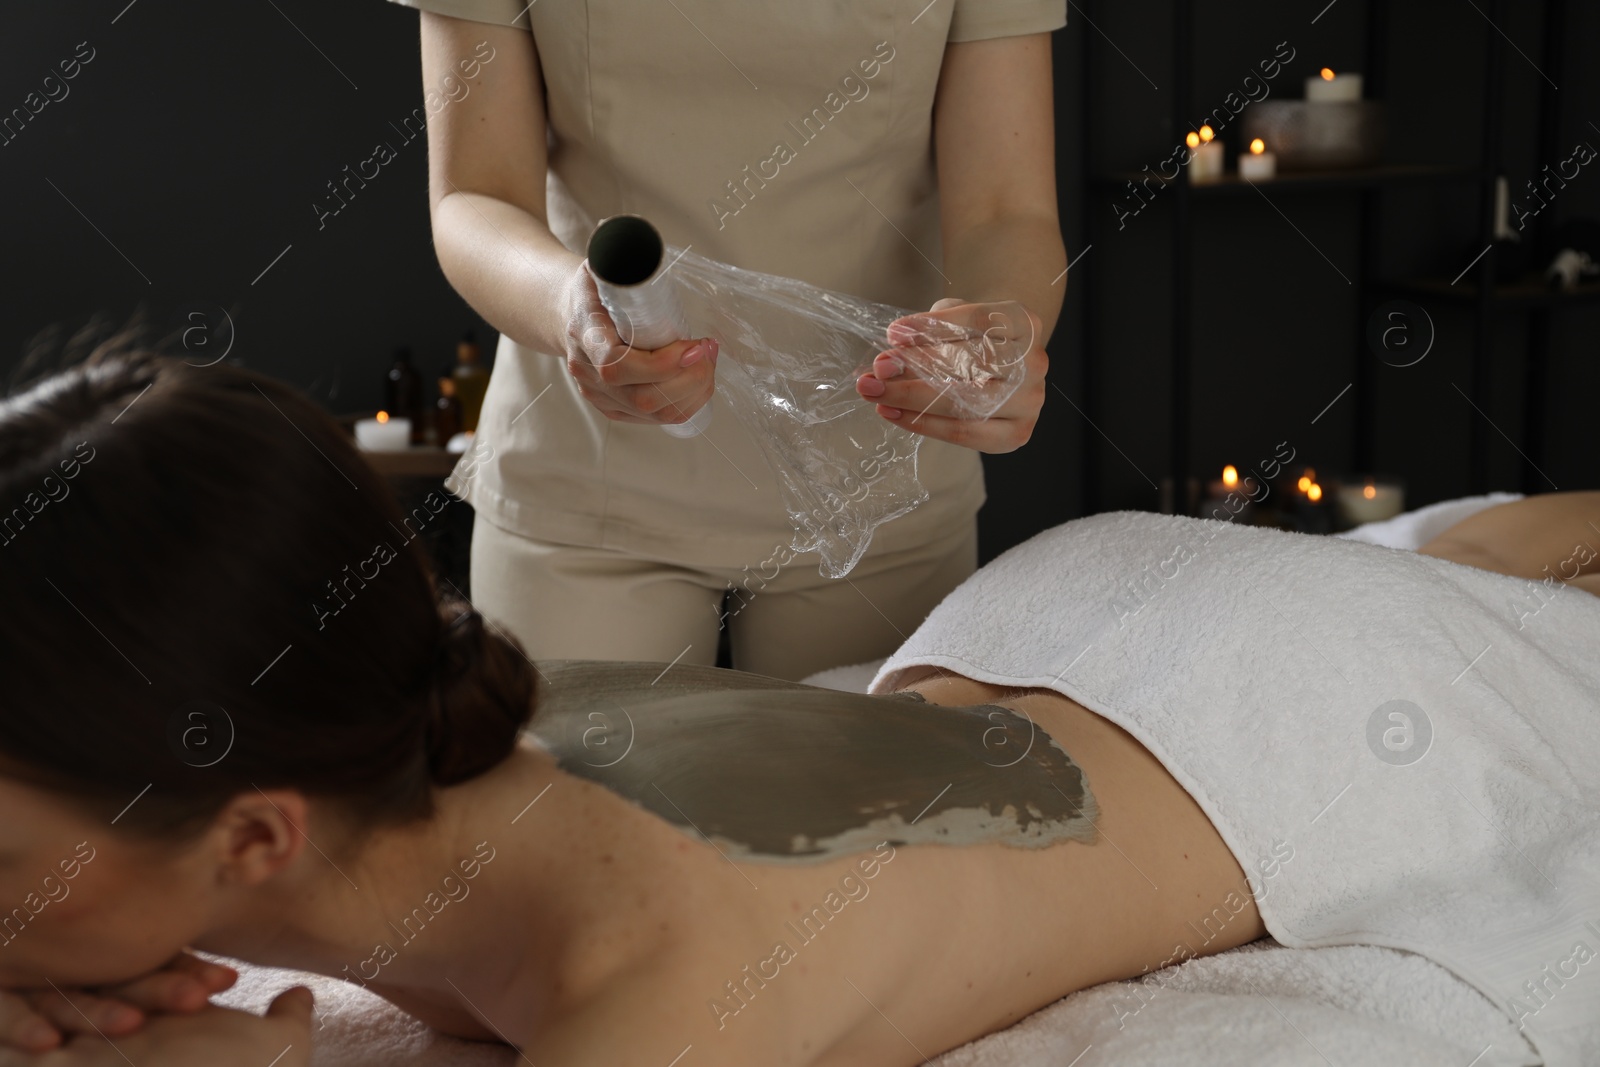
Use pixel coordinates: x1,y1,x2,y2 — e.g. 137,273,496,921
209,789,313,888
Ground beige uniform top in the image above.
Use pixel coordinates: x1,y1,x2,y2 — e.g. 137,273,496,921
388,0,1067,567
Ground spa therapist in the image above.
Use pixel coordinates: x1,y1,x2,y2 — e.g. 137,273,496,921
388,0,1066,680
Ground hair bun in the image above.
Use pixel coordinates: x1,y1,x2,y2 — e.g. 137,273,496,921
425,599,537,786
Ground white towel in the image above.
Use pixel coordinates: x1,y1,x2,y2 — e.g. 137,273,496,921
208,958,515,1066
808,495,1545,1064
868,508,1600,1066
928,940,1539,1067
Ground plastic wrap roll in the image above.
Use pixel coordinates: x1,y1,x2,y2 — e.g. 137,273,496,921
583,215,1029,577
586,214,713,438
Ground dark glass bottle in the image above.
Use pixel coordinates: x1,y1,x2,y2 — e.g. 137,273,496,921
385,347,424,444
453,330,490,433
435,374,463,445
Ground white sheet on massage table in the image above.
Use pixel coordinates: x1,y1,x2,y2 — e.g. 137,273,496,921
210,493,1541,1066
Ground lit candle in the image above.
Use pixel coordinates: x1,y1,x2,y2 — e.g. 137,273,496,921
1202,464,1259,520
1336,478,1405,526
1239,137,1277,180
1188,124,1225,184
1214,463,1241,498
1291,473,1334,534
355,410,412,452
1306,67,1362,102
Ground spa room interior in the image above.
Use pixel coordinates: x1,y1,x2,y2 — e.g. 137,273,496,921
2,0,1598,1065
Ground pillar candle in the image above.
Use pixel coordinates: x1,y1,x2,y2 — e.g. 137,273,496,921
355,412,412,452
1306,68,1362,102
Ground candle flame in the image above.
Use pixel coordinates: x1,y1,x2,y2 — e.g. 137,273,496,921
1308,483,1323,502
1250,138,1266,155
1186,131,1201,149
376,411,390,424
1199,125,1215,143
1321,67,1336,80
1222,465,1238,489
1364,484,1377,500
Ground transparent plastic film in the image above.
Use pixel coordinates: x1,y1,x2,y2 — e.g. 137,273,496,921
586,215,1028,578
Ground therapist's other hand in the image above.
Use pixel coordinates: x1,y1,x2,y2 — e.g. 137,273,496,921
563,261,718,426
855,298,1045,453
0,954,238,1052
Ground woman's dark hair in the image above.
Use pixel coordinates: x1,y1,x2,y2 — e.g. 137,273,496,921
0,332,536,836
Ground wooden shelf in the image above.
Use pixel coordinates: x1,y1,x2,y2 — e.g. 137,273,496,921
1378,274,1600,308
359,447,461,480
333,412,465,480
1095,163,1479,195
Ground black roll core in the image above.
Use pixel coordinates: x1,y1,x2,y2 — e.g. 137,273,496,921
587,215,665,287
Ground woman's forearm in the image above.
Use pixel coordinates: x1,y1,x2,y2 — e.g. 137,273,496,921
940,212,1067,345
431,190,583,358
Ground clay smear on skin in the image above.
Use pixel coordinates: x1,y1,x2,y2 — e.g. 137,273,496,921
527,660,1098,864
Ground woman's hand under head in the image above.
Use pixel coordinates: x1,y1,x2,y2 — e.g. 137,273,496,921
562,260,718,426
0,989,314,1067
0,954,237,1054
855,298,1047,453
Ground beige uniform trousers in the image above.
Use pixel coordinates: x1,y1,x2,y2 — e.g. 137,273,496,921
469,515,977,682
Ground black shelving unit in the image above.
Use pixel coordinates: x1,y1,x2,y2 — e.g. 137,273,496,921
1366,0,1579,495
1091,164,1480,196
1077,0,1581,512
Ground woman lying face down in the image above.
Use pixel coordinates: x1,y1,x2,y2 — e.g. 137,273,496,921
0,344,1266,1067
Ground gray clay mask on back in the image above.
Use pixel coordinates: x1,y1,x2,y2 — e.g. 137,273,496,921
527,660,1098,864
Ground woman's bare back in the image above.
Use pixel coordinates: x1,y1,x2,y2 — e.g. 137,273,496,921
503,666,1265,1066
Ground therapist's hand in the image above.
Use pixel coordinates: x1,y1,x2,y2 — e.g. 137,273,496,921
855,298,1045,454
562,261,718,426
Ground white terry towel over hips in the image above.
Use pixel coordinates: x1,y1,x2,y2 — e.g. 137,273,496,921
869,510,1600,1067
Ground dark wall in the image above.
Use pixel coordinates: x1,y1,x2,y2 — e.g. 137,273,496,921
1044,0,1600,529
0,0,490,409
3,1,1597,565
